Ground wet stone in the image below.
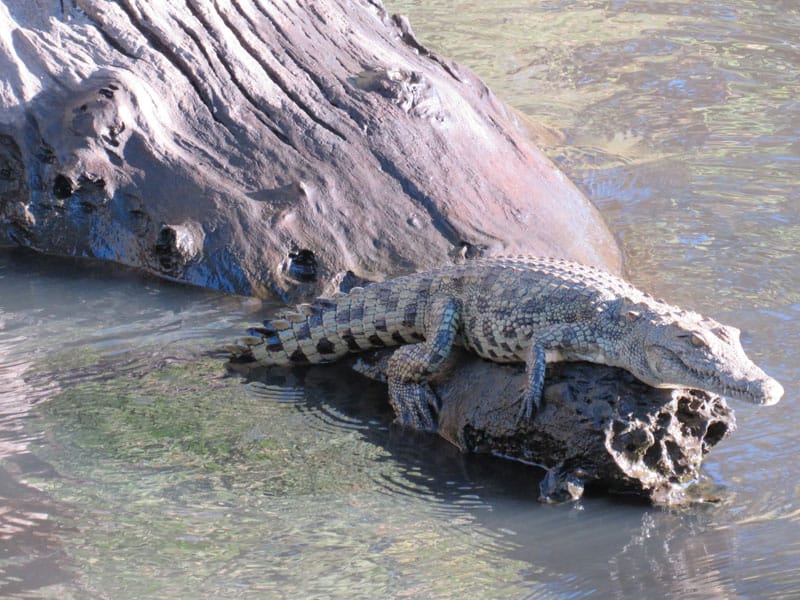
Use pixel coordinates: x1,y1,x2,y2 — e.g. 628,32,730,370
353,349,736,506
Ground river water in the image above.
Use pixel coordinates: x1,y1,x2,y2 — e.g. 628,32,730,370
1,1,798,597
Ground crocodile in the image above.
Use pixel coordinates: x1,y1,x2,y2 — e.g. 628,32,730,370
228,256,783,430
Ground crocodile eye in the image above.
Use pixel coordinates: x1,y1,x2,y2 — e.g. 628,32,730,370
714,326,738,344
690,334,706,347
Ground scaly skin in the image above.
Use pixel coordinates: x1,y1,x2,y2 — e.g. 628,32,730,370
229,256,783,430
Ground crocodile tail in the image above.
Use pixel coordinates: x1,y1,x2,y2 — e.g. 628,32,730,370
230,280,418,366
235,296,349,365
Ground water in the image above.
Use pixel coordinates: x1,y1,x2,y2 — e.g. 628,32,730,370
2,0,799,597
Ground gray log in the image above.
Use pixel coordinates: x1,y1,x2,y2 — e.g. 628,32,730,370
0,0,620,300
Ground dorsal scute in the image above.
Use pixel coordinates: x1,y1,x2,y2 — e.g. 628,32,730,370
270,319,292,331
297,303,320,316
313,298,338,310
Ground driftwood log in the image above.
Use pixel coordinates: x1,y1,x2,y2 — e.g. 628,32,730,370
0,0,619,300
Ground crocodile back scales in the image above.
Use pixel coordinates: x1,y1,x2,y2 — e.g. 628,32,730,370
245,256,656,365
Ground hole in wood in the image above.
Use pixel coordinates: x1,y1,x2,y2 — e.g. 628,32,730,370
288,249,317,282
53,174,73,199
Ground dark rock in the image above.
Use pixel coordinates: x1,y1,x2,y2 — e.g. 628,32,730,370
353,349,735,504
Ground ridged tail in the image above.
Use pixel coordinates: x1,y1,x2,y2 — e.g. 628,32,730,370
228,281,425,366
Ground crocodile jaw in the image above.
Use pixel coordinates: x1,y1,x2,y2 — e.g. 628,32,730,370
645,345,783,405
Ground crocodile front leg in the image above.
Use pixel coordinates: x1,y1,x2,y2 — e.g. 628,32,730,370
518,324,584,423
518,342,547,422
386,296,460,431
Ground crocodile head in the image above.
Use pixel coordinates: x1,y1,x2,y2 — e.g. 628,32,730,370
629,314,783,406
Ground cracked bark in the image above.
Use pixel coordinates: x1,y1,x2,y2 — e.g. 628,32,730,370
0,0,620,299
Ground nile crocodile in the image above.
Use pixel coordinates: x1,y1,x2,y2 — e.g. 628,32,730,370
228,256,783,429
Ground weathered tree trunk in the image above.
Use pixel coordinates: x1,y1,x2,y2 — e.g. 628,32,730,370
0,0,620,300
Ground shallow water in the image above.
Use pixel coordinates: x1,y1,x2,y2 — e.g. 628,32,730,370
2,0,799,597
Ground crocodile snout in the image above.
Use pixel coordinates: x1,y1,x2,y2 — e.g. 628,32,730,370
755,376,784,406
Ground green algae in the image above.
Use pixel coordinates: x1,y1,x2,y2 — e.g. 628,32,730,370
40,361,278,467
30,353,391,495
22,351,533,598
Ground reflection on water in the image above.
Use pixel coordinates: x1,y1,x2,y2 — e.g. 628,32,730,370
1,0,800,596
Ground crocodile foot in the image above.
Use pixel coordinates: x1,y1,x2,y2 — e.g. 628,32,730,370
387,378,441,431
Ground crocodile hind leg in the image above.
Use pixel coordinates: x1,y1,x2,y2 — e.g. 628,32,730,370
386,296,460,431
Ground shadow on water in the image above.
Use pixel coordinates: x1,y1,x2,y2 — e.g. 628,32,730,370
0,248,258,597
241,361,547,503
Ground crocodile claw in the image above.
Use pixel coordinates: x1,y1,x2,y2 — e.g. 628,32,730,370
388,379,440,431
516,388,541,424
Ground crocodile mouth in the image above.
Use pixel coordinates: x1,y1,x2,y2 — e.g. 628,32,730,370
650,348,783,406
